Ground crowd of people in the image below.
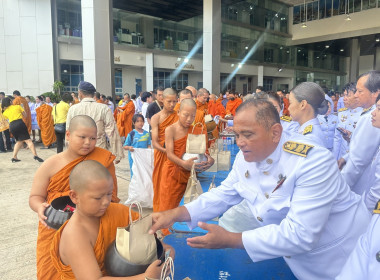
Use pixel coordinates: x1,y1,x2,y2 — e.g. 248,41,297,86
1,70,375,279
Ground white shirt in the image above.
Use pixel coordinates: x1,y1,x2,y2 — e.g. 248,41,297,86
364,147,380,211
342,105,380,195
66,98,124,161
141,102,149,132
297,118,328,148
185,132,370,280
337,212,380,280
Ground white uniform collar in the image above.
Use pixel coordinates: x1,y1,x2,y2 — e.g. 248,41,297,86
298,118,318,134
256,133,286,171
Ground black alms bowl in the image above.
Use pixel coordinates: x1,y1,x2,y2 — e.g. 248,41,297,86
105,236,164,277
44,196,76,230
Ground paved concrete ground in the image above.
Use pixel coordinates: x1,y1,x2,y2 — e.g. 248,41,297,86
0,143,131,280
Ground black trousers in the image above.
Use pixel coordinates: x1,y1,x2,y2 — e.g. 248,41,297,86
54,124,66,153
0,129,12,151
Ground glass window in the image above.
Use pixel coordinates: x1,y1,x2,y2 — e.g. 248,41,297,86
263,78,273,91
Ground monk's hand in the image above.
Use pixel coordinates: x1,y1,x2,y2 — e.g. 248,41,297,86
38,202,50,227
144,259,163,279
194,154,214,172
337,158,346,170
183,157,198,171
186,222,243,249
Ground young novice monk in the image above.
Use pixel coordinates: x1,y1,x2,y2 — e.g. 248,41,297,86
50,160,167,279
29,115,120,280
157,99,214,235
150,88,179,212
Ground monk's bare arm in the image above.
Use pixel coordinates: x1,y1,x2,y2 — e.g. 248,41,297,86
150,114,165,153
62,226,162,280
29,157,58,226
165,126,195,171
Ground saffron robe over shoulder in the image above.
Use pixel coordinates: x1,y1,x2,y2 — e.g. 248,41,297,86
36,104,56,146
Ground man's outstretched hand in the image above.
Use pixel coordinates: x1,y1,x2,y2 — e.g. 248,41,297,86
186,222,243,249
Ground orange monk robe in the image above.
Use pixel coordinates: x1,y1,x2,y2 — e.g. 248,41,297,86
13,96,32,133
173,102,181,112
226,98,243,116
96,99,103,103
283,98,290,116
36,104,56,146
50,203,138,279
116,101,135,137
152,112,178,212
208,100,226,118
36,147,120,280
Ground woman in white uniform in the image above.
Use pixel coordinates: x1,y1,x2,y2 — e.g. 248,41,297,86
288,82,329,148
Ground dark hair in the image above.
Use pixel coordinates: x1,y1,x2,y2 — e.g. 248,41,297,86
255,86,264,91
101,94,106,99
358,70,380,93
1,97,12,111
257,91,283,109
131,94,136,100
141,91,152,102
156,87,164,92
132,113,144,123
62,93,73,103
376,94,380,103
124,93,130,98
37,96,44,101
107,96,113,101
95,92,101,99
236,98,280,130
347,82,356,93
13,90,21,96
291,82,328,115
0,92,5,96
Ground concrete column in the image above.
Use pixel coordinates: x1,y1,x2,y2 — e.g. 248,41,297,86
141,18,154,49
81,0,114,95
349,38,360,81
203,0,221,93
308,49,314,68
374,46,380,71
257,65,264,86
146,53,154,91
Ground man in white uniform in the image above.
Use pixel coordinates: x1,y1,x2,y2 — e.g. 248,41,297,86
338,71,380,194
149,99,370,280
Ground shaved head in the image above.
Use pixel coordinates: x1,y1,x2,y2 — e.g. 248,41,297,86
163,88,177,99
210,94,216,101
178,89,192,102
179,98,196,111
69,160,112,193
197,88,209,97
69,115,97,132
185,86,197,98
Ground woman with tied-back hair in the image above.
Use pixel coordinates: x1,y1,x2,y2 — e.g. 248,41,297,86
288,82,329,148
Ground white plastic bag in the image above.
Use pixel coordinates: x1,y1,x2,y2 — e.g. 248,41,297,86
125,148,154,208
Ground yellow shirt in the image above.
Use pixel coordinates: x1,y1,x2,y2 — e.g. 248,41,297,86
52,101,70,124
3,105,24,123
0,110,9,132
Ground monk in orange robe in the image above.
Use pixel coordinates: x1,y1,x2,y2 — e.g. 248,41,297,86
157,100,214,236
13,91,32,133
225,92,243,116
174,88,194,113
36,103,56,147
151,88,179,212
29,115,120,280
208,94,226,118
115,93,135,137
49,160,165,279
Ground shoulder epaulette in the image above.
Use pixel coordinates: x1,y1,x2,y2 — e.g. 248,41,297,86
302,125,313,135
280,115,292,122
374,200,380,214
361,107,371,116
283,141,314,157
338,108,348,112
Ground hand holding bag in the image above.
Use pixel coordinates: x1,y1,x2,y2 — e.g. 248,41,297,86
186,122,206,154
183,164,203,204
115,202,157,265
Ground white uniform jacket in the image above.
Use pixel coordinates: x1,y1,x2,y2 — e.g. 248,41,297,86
297,118,328,148
341,105,380,194
185,133,370,280
337,206,380,280
317,114,338,150
280,116,299,134
364,147,380,211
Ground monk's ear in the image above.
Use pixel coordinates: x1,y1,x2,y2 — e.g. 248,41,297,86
69,190,80,205
65,129,71,140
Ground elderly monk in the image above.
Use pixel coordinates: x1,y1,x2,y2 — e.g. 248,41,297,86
13,90,32,133
115,93,135,137
36,96,56,148
49,160,166,280
186,86,197,99
29,115,120,280
174,89,193,112
157,99,214,235
226,91,242,116
194,88,209,124
151,88,179,212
